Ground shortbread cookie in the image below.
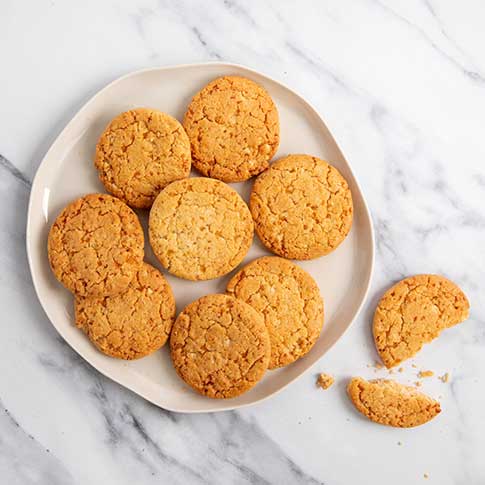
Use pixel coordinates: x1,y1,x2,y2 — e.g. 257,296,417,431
170,294,270,398
226,256,323,368
183,76,279,182
75,263,175,360
48,194,144,297
347,377,441,427
373,274,470,368
95,108,191,208
149,178,253,280
250,154,353,259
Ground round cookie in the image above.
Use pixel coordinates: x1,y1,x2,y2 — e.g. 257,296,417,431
95,108,191,208
226,256,324,369
48,193,144,297
347,377,441,428
250,154,353,260
170,294,271,398
75,263,176,360
183,76,279,182
149,177,253,280
373,274,470,368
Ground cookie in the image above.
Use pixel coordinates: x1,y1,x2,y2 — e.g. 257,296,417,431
95,108,191,208
149,177,253,280
75,263,175,360
373,274,470,368
183,76,279,182
48,194,144,297
170,294,270,398
226,256,324,368
250,154,353,260
347,377,441,427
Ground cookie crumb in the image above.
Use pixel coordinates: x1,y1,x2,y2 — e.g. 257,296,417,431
415,381,422,387
389,369,394,374
412,364,417,368
439,372,450,383
419,370,434,378
424,473,429,479
317,373,335,390
375,361,383,369
398,367,404,373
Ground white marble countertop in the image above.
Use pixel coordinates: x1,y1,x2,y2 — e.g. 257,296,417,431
1,1,484,483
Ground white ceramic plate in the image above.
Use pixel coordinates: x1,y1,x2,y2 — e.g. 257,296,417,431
27,62,374,413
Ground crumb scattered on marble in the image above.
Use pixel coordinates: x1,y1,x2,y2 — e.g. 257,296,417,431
424,473,429,479
419,370,434,378
439,372,450,383
412,364,417,368
389,369,394,374
375,361,383,369
398,367,404,373
415,381,422,387
317,373,335,390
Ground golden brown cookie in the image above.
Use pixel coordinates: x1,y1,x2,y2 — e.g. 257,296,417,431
373,274,470,368
183,76,279,182
170,294,270,398
250,154,353,260
48,194,144,297
149,177,253,280
95,108,191,208
226,257,323,368
75,263,175,360
347,377,441,427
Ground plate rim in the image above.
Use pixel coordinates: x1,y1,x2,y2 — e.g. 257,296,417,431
26,61,375,413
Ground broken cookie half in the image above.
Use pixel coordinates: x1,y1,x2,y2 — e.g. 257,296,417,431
347,377,441,428
373,274,469,368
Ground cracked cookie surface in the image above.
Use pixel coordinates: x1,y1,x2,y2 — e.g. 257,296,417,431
183,76,279,182
347,377,441,427
149,177,253,280
227,257,324,369
373,274,470,368
170,294,270,398
48,193,144,297
75,263,176,359
250,154,353,260
95,108,191,208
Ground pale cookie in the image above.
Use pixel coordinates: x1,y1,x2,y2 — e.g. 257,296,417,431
373,274,470,368
226,257,323,368
250,154,353,260
95,108,191,208
75,263,175,360
347,377,441,428
170,294,271,399
48,194,144,297
183,76,279,182
149,178,253,280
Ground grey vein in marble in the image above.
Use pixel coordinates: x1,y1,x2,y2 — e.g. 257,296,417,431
0,154,31,188
373,0,485,85
0,397,74,485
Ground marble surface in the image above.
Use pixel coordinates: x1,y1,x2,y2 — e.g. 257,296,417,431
1,1,485,483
